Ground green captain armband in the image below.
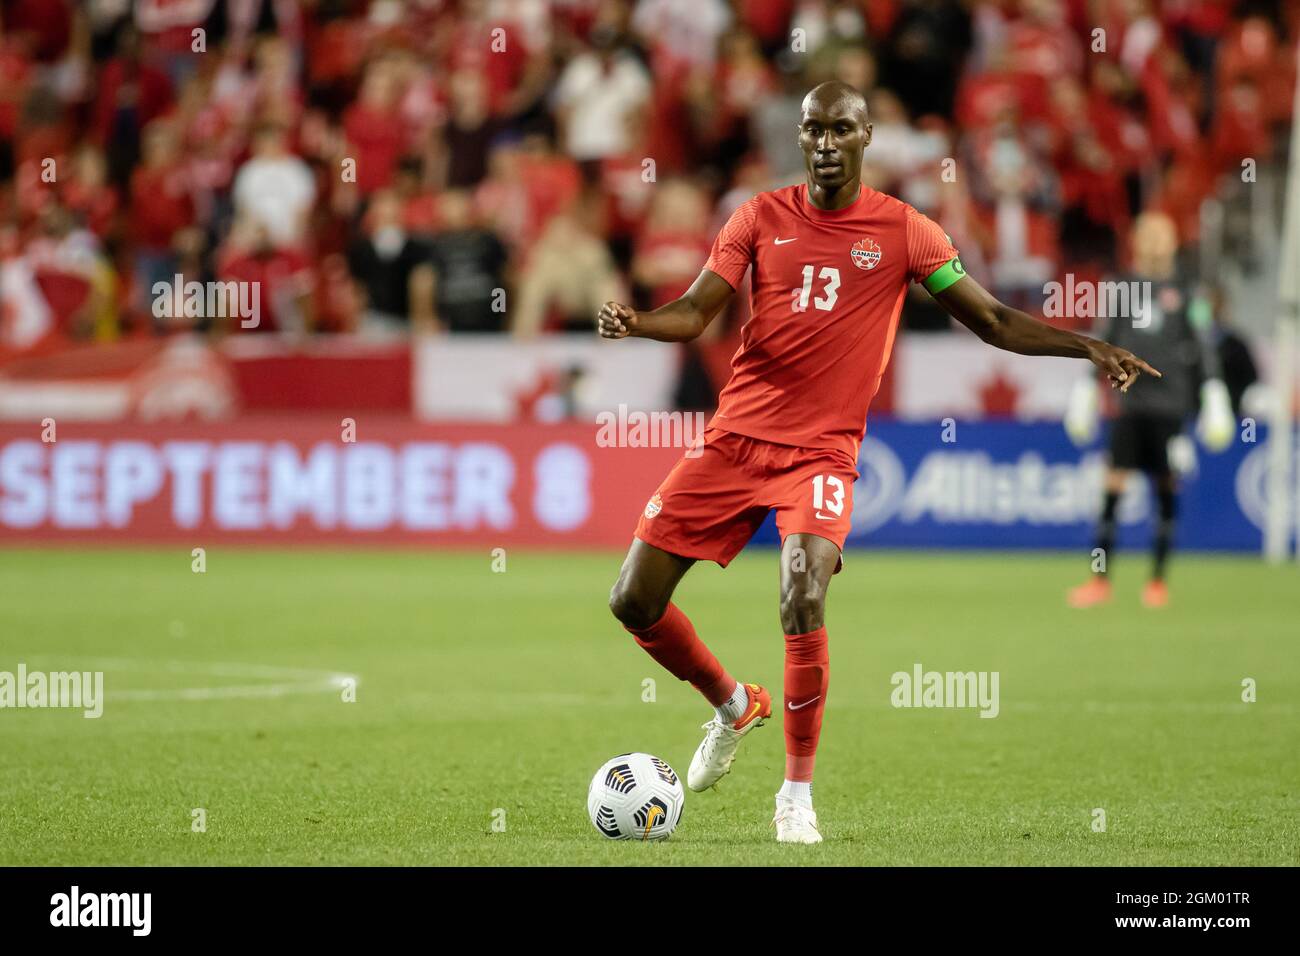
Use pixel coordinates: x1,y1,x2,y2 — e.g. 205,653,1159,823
922,257,966,295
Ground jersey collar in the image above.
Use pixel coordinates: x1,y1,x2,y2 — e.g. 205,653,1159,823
801,182,866,219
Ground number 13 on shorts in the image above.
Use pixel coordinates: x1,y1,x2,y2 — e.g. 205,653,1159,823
811,474,845,520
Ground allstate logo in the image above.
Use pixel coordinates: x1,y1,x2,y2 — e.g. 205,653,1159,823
849,435,906,534
1234,444,1300,530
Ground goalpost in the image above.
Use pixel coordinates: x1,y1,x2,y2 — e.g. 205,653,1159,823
1264,38,1300,563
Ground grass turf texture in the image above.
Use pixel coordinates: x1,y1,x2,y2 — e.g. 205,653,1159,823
0,548,1296,866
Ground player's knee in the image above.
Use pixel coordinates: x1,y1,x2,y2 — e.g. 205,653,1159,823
608,580,665,631
780,581,826,634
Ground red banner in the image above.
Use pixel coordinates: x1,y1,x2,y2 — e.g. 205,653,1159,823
0,420,682,547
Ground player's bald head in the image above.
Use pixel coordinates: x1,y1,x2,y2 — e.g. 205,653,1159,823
800,81,869,126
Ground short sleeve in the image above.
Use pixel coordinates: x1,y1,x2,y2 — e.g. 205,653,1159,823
703,198,759,289
905,206,963,293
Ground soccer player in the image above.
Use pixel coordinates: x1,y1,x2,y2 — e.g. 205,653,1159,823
598,82,1158,844
1065,211,1234,609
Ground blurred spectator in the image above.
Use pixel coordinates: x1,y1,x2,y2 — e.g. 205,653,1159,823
438,69,499,190
1048,76,1130,269
685,28,775,173
347,189,432,336
174,68,239,234
790,1,869,60
304,0,370,114
633,0,732,75
512,190,627,337
392,157,441,236
825,42,878,99
427,190,509,334
91,26,173,186
968,111,1060,308
232,122,315,249
215,217,314,335
475,133,581,254
752,68,813,183
342,56,408,197
736,0,796,56
862,88,946,195
553,24,651,173
0,224,54,352
246,34,306,131
880,0,971,118
26,201,112,343
134,0,213,87
1211,78,1269,173
596,112,656,268
62,144,119,241
130,121,196,316
632,178,713,309
444,0,552,124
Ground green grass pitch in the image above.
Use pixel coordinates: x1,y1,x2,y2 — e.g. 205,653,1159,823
0,547,1295,866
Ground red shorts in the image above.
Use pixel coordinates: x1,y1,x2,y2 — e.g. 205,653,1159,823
634,427,859,568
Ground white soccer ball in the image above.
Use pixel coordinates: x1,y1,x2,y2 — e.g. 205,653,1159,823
587,753,684,841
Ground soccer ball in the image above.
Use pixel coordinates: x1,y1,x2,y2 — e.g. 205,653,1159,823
587,753,684,841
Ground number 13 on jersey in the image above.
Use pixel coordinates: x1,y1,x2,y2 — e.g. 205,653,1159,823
796,265,840,312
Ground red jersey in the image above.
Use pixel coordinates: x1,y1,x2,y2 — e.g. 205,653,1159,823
704,183,960,459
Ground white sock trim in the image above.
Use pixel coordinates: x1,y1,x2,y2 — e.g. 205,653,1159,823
778,779,813,807
715,682,749,724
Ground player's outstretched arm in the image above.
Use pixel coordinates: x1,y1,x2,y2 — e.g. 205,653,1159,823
935,274,1161,393
596,269,735,343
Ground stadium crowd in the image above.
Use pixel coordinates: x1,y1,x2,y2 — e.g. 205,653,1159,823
0,0,1295,356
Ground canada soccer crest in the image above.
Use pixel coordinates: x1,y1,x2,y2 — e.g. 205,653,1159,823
850,237,882,270
644,493,663,519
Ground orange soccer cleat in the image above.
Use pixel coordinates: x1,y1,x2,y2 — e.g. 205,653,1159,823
1067,577,1113,608
1142,580,1169,608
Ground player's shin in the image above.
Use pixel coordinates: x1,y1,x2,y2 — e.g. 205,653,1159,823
1153,488,1177,582
624,603,736,706
1095,491,1120,576
782,626,829,805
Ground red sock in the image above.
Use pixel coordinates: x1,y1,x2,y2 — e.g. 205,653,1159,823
783,626,829,782
625,603,736,706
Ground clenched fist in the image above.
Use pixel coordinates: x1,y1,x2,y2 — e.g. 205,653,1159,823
597,302,638,339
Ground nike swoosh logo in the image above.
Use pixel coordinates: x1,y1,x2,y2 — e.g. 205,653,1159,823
737,699,761,726
788,696,821,711
774,237,798,245
641,804,663,840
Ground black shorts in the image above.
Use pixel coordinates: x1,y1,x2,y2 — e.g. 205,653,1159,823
1109,413,1184,475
